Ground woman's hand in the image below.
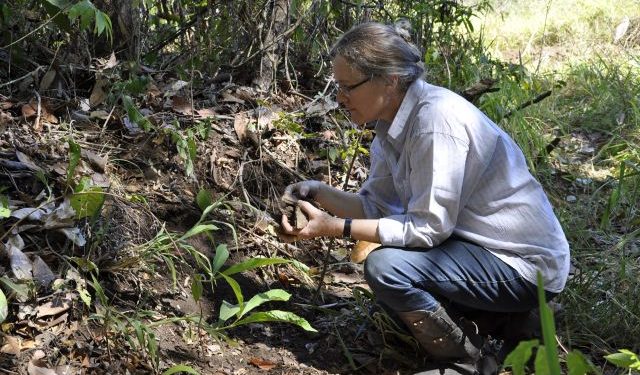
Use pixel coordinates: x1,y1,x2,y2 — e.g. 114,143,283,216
279,200,342,242
283,180,322,202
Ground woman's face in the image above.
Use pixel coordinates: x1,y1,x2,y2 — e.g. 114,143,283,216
332,55,402,126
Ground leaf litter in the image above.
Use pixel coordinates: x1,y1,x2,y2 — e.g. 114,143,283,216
0,64,531,375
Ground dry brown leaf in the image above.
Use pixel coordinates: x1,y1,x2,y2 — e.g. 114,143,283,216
171,96,193,115
0,101,13,110
104,52,117,69
322,130,336,140
28,350,57,375
89,79,107,107
350,241,381,263
146,82,161,98
8,237,33,280
16,151,44,173
233,112,250,142
1,336,36,355
249,357,277,371
1,336,22,355
21,103,36,118
196,108,217,118
32,256,55,288
81,149,107,173
36,298,71,318
21,100,58,128
39,70,57,92
221,92,245,104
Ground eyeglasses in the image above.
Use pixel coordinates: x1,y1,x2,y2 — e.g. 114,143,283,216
334,77,371,96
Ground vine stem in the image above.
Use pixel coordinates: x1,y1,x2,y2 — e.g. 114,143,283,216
2,10,64,49
313,122,366,303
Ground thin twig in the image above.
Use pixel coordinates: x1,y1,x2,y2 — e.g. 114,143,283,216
335,0,379,9
342,129,366,191
503,90,552,119
260,145,308,181
534,0,554,76
230,0,318,68
236,226,299,258
144,8,205,57
0,66,44,88
1,10,64,49
34,90,42,131
99,105,117,139
312,238,333,304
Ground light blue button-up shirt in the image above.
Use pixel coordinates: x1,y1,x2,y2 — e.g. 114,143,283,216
358,80,570,293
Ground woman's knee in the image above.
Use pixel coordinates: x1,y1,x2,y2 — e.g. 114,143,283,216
363,248,406,291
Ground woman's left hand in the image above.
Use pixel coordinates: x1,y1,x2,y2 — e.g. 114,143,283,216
279,200,342,242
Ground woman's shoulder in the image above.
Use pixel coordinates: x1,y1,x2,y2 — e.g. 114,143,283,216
418,82,477,114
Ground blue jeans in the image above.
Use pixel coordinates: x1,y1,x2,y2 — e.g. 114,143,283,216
364,237,546,313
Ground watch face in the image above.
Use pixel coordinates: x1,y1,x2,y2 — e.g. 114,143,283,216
343,218,352,238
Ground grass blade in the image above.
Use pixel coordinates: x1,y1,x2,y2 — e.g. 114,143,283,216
218,273,243,307
211,244,229,274
0,288,7,324
238,289,291,319
233,310,317,332
221,258,290,277
503,339,539,375
162,365,199,375
537,272,561,375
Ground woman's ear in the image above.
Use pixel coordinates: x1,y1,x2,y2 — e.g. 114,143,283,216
384,75,401,93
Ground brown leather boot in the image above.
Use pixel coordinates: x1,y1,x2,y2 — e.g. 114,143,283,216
398,306,497,375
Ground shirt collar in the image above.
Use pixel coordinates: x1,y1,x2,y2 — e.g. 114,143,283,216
374,80,426,148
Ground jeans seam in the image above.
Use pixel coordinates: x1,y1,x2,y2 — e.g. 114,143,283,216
416,275,526,287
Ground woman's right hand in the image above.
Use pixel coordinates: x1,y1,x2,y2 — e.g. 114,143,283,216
282,180,322,202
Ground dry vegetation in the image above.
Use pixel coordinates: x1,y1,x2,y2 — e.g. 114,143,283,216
0,0,639,374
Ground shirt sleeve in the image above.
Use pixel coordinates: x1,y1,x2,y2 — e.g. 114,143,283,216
377,129,470,248
358,137,403,219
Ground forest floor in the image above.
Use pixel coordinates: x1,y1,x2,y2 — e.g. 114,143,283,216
0,71,443,375
0,59,610,374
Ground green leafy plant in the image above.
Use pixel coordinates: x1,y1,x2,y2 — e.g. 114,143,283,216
0,288,8,324
129,197,316,336
165,125,199,178
66,138,81,187
70,176,105,219
503,272,597,375
0,195,11,218
201,235,316,334
122,95,153,132
215,289,315,332
605,350,640,373
274,111,306,135
196,189,213,211
65,140,105,219
42,0,112,41
161,365,199,375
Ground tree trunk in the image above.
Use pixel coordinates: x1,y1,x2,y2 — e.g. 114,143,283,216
93,0,141,60
253,0,290,92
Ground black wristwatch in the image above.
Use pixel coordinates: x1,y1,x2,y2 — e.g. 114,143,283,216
343,218,352,238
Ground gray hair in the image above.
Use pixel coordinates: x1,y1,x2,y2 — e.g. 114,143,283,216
329,21,424,91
